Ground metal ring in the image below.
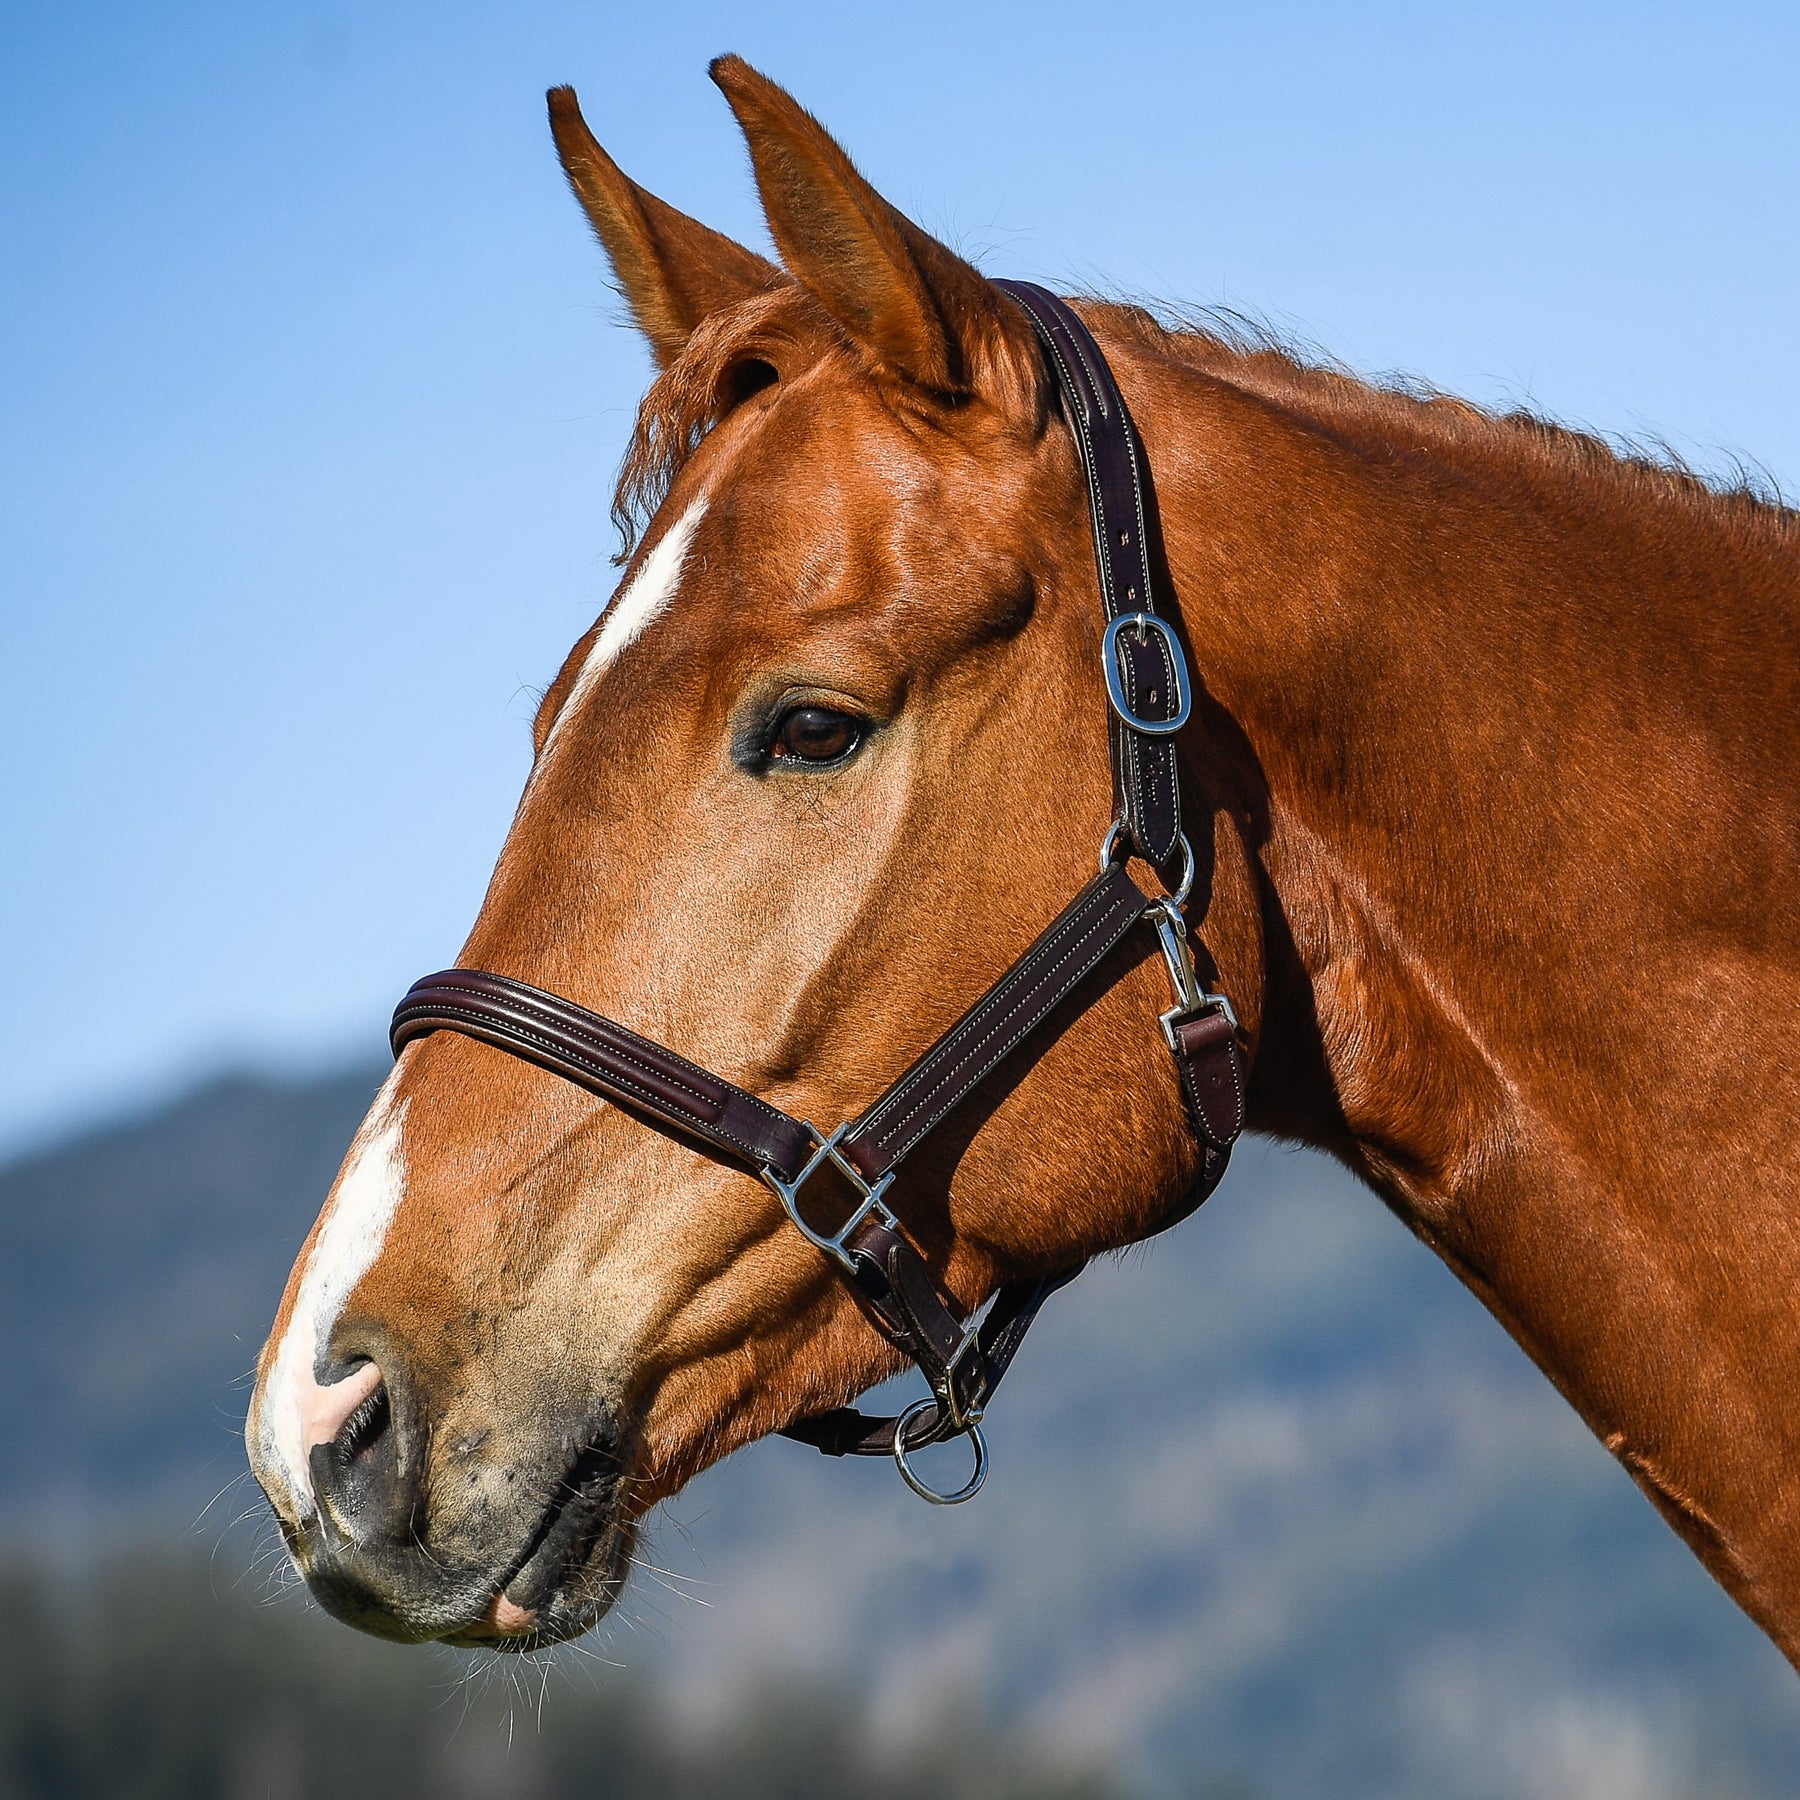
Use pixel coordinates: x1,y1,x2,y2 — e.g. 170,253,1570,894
1164,832,1196,909
1098,823,1195,910
892,1399,989,1506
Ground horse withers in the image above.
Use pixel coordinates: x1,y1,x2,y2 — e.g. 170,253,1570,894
245,58,1800,1661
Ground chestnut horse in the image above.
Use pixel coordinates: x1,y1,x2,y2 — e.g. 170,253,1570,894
247,58,1800,1661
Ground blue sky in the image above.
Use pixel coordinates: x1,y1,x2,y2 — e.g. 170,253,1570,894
2,0,1795,1153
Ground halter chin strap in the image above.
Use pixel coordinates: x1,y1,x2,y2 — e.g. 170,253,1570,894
389,287,1245,1504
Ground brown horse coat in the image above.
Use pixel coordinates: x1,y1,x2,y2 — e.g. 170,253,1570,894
246,59,1800,1661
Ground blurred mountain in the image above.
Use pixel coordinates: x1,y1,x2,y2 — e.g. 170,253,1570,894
3,1065,1798,1798
0,1064,386,1528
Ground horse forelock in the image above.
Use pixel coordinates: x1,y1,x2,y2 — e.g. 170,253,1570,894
611,284,842,557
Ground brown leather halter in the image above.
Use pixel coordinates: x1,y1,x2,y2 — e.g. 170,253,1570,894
390,285,1245,1504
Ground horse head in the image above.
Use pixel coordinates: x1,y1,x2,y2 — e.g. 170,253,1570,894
245,58,1263,1649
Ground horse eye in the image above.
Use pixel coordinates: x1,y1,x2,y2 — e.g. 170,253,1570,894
768,706,863,765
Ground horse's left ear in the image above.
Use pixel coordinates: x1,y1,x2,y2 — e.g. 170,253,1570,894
709,56,1039,410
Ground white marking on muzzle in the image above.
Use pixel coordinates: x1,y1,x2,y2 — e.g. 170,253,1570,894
540,497,706,762
260,1071,409,1519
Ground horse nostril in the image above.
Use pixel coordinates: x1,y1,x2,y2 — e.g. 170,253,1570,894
297,1357,384,1465
306,1359,416,1544
332,1377,392,1467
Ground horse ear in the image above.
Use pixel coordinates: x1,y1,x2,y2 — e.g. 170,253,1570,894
708,57,1037,406
548,86,783,368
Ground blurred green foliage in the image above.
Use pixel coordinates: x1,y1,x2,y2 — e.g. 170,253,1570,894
0,1549,1127,1800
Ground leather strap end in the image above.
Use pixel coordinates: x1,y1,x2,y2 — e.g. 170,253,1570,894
779,1407,897,1457
1169,1006,1246,1152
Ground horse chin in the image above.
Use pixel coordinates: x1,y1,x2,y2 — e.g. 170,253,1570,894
451,1447,637,1651
440,1514,636,1653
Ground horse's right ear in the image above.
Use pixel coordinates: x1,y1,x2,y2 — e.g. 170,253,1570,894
707,57,1040,415
548,86,783,368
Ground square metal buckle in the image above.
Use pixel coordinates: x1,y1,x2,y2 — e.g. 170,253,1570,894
1160,991,1240,1054
939,1315,989,1429
759,1122,901,1277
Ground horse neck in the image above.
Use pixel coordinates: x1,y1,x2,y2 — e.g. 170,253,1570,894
1120,328,1800,1656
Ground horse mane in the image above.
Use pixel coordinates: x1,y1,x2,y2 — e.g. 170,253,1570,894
1086,297,1798,546
611,285,1799,562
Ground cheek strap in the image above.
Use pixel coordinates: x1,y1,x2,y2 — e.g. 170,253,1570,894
391,863,1242,1504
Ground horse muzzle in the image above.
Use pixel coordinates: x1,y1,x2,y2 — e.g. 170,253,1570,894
250,1341,634,1650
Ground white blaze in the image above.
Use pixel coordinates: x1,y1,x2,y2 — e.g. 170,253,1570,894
256,507,705,1516
541,497,706,762
262,1072,409,1517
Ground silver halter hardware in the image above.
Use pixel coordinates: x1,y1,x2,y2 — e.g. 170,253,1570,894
757,1121,901,1277
761,1125,992,1505
893,1398,989,1505
1098,824,1237,1047
1102,612,1193,733
1099,820,1195,907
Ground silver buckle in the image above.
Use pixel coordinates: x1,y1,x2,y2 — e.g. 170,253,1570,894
1147,895,1238,1050
937,1311,988,1432
1102,613,1192,734
764,1132,991,1506
758,1122,900,1278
